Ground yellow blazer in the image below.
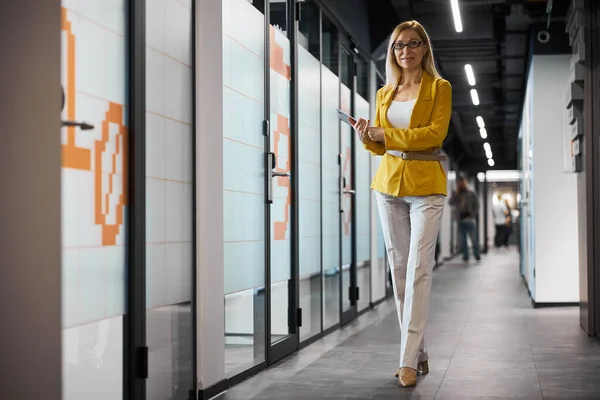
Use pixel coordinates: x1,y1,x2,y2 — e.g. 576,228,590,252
363,71,452,197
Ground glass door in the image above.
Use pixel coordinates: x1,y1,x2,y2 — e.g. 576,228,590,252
266,0,299,364
145,0,195,398
60,2,131,399
339,47,358,325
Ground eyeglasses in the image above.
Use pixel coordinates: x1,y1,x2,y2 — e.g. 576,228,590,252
393,40,424,51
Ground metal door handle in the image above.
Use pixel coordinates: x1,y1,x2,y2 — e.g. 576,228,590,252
272,171,290,178
62,120,94,130
343,189,356,194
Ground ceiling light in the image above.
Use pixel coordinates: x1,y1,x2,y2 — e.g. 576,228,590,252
477,172,485,182
464,64,476,86
483,142,491,152
486,149,493,159
450,0,463,33
486,170,520,182
479,128,487,139
470,89,480,106
488,158,495,167
476,116,485,128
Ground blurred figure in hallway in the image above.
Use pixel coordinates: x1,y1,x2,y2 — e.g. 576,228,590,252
492,194,508,249
450,177,480,262
502,198,512,248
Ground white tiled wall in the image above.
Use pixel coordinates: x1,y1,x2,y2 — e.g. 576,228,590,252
222,0,266,295
145,0,193,309
61,3,128,398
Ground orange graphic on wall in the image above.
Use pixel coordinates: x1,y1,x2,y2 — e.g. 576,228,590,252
62,8,91,170
61,7,128,246
270,25,292,241
95,103,128,246
270,26,291,80
273,114,291,241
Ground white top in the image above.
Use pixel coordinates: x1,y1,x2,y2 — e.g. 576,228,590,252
386,99,416,129
492,202,508,225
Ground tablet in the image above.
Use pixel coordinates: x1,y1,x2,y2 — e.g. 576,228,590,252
336,109,356,126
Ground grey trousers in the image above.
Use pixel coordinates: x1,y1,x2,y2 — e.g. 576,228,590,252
375,191,445,369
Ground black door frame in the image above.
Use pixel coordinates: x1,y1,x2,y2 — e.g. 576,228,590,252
125,0,146,398
339,44,358,326
124,0,198,398
264,0,301,365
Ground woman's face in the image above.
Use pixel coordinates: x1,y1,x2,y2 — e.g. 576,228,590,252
393,29,427,71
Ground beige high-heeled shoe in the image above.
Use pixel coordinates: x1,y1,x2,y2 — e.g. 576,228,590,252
394,360,429,377
397,367,417,388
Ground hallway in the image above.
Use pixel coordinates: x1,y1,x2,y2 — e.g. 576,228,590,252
222,249,600,399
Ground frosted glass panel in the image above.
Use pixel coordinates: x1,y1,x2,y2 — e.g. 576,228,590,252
321,65,340,329
354,93,371,312
145,0,194,396
223,0,266,376
269,23,293,342
298,44,322,341
60,3,127,398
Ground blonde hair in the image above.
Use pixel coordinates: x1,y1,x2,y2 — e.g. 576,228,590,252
385,20,440,88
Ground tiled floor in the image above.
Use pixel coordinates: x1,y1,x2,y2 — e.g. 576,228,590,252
220,248,600,399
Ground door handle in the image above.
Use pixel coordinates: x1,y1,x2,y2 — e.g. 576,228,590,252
62,120,94,130
267,152,291,204
343,189,356,195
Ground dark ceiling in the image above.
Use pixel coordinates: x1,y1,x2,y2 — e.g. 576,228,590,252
367,0,570,172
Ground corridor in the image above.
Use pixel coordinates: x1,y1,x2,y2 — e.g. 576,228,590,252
222,250,600,399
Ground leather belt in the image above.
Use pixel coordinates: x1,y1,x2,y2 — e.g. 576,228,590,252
386,150,447,161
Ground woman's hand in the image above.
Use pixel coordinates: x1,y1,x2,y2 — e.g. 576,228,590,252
350,117,370,142
367,127,385,142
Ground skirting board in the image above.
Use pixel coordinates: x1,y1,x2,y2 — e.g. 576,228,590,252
198,378,228,400
531,300,580,308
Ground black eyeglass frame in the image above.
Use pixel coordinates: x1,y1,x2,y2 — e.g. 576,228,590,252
392,40,424,51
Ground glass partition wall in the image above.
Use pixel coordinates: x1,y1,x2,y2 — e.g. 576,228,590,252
221,0,388,380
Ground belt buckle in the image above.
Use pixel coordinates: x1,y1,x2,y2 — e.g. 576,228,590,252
401,152,410,160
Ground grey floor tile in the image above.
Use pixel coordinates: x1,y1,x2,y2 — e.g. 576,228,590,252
224,250,600,400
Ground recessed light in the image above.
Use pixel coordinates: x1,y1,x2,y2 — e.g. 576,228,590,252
470,89,480,106
476,116,485,128
488,158,495,167
450,0,463,33
480,128,487,139
464,64,476,86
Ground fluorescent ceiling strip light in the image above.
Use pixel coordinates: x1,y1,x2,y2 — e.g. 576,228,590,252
485,170,520,181
488,158,495,167
464,64,476,85
486,150,493,159
483,142,491,152
450,0,463,33
479,128,487,139
470,89,480,105
476,116,485,128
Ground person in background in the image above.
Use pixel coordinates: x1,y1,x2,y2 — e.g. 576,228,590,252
502,199,512,248
450,177,480,262
492,194,508,248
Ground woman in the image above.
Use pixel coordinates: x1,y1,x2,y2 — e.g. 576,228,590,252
351,20,451,388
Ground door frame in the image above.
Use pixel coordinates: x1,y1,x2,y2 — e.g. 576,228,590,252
264,0,301,365
339,44,358,326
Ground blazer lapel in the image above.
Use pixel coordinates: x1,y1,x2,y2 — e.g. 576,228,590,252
409,72,433,128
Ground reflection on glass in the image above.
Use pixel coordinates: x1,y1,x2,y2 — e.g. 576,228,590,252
60,1,128,398
298,0,322,342
222,0,267,376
